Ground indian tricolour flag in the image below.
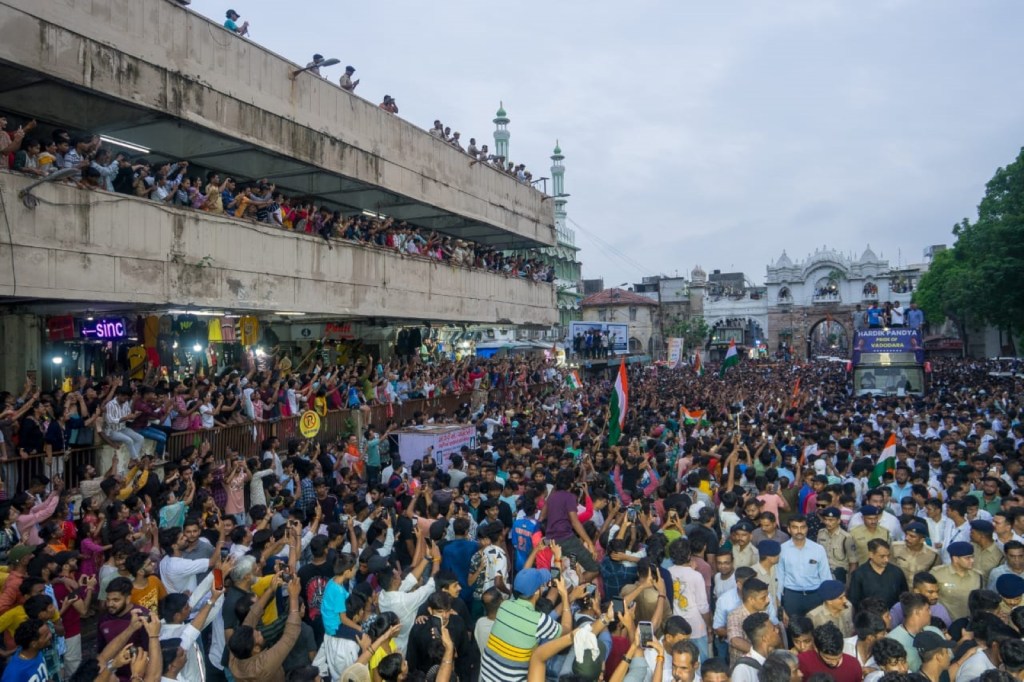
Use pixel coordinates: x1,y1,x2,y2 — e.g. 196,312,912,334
566,370,583,391
869,433,898,487
608,358,628,446
693,351,704,377
681,407,706,424
719,339,739,378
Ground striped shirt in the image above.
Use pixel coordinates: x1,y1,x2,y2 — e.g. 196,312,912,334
480,598,561,682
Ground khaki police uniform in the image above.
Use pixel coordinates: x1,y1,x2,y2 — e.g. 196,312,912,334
932,564,985,621
807,602,855,637
818,528,858,581
890,542,939,585
972,541,1005,582
733,542,760,569
850,525,891,566
752,561,779,610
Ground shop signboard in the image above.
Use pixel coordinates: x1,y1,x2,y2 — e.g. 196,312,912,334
80,317,128,340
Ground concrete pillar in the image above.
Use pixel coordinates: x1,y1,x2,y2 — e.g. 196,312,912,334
0,314,42,393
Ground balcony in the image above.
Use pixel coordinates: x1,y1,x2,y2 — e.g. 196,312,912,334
0,173,556,326
812,293,842,304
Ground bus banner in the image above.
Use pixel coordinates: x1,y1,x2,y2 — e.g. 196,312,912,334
852,328,924,365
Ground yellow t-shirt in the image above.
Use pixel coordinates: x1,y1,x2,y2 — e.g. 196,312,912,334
369,639,398,673
208,317,223,344
239,316,260,347
127,346,148,380
0,605,26,637
131,576,167,612
252,574,279,626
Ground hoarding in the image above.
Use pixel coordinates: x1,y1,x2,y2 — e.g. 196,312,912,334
666,338,684,368
396,424,477,470
568,322,630,355
852,328,924,365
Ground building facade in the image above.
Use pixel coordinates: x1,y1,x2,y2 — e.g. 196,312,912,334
0,0,559,388
580,288,659,354
764,246,925,359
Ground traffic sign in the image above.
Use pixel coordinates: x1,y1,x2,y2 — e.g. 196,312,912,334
299,410,321,439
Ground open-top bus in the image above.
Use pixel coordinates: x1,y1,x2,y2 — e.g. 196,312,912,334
851,328,926,396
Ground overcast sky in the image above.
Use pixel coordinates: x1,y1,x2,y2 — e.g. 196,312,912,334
190,0,1023,287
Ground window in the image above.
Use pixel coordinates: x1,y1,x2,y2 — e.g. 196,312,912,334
629,306,638,322
598,308,608,322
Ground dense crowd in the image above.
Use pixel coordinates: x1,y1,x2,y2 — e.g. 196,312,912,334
0,349,1023,682
0,119,555,284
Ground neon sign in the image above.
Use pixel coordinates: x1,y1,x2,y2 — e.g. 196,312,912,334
81,318,127,339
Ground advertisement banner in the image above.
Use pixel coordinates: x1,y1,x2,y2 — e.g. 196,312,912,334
568,321,630,355
396,424,477,470
852,328,924,364
666,338,684,368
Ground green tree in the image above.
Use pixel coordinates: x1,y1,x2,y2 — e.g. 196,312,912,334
913,247,977,354
665,315,710,351
916,147,1024,354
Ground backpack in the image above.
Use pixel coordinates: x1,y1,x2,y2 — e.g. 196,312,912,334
730,657,763,675
306,575,329,621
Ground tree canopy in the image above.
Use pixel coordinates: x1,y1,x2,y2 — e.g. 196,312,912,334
665,315,710,351
915,147,1024,345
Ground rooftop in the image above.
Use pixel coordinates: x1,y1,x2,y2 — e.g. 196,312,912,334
580,288,659,307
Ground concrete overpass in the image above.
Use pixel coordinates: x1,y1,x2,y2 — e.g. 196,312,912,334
0,0,555,249
0,172,556,325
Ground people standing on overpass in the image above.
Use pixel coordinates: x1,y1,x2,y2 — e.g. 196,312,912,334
306,54,326,77
224,10,249,37
340,66,360,92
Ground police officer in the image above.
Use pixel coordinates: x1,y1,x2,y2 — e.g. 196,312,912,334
850,505,891,566
932,542,984,621
970,519,1005,582
995,573,1024,623
817,507,857,583
891,522,939,586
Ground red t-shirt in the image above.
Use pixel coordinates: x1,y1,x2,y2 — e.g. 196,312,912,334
52,582,82,637
798,650,863,682
604,634,631,680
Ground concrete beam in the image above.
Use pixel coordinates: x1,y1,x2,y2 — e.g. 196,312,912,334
0,173,557,326
0,0,556,248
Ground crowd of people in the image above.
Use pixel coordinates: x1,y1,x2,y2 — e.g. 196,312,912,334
850,302,925,331
0,349,1022,682
571,329,620,359
0,118,556,284
427,121,535,185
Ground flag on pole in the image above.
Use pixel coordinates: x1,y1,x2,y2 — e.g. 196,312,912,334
719,340,739,378
790,377,802,408
566,370,583,391
868,433,898,487
608,358,628,446
693,351,704,377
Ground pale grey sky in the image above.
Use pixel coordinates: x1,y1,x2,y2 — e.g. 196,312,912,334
189,0,1024,286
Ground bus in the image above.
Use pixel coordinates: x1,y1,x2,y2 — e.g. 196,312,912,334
851,328,926,396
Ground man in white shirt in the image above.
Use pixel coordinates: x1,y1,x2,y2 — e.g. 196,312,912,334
158,525,230,594
159,573,226,682
377,539,439,651
105,387,145,460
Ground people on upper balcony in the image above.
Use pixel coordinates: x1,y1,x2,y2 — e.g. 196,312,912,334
224,9,249,36
339,66,360,92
